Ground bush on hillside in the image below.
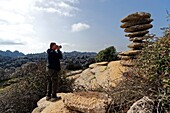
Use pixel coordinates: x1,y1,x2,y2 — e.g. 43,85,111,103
133,34,170,113
95,46,118,62
0,61,73,113
0,61,47,113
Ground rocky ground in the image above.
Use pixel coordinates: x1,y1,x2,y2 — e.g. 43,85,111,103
32,61,125,113
32,92,111,113
32,60,155,113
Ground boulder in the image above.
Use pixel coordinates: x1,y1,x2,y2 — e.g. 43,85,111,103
124,24,153,33
120,60,135,67
74,61,126,90
121,12,151,22
125,31,149,38
119,50,141,56
120,18,153,28
128,42,143,49
63,92,111,113
127,96,154,113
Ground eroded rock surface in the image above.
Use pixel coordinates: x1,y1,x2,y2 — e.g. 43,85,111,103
32,92,112,113
73,61,125,90
63,92,111,113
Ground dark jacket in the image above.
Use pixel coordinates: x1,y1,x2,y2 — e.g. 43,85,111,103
47,49,63,71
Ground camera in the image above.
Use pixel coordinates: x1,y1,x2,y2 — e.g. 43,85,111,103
58,45,62,48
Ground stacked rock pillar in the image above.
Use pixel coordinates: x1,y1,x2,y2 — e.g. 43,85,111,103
119,12,153,67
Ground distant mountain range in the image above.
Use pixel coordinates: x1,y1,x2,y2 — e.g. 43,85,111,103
0,50,25,58
0,50,96,81
0,50,97,58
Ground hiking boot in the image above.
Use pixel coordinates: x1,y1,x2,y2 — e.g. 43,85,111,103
46,96,51,101
50,96,61,102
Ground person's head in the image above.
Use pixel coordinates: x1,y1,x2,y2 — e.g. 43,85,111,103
50,42,57,50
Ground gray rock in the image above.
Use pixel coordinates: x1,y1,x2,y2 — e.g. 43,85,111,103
125,31,149,38
120,18,153,28
124,24,153,33
127,96,154,113
121,12,151,22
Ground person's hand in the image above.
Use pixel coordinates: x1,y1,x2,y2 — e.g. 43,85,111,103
56,45,60,50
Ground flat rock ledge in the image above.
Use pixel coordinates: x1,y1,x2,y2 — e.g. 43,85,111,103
32,92,111,113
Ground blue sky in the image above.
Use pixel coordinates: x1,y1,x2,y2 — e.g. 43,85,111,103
0,0,169,53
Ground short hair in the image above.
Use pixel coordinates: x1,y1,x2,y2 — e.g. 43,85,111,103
50,42,56,49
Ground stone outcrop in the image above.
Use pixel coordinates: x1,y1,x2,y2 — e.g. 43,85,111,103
32,92,111,113
63,92,111,113
127,96,154,113
119,12,153,67
32,60,126,113
73,61,125,91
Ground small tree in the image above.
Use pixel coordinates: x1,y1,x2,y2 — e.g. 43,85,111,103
95,46,118,62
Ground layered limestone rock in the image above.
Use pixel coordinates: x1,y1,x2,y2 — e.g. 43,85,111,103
73,61,125,91
63,92,111,113
119,12,153,67
32,61,127,113
32,92,111,113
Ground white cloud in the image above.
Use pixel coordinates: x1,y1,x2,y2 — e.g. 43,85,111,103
71,23,90,32
0,0,39,53
63,0,79,4
0,39,24,45
0,0,80,53
34,0,80,16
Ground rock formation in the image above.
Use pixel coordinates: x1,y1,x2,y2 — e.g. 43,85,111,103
119,12,153,67
73,61,125,91
32,92,111,113
32,60,126,113
63,92,111,113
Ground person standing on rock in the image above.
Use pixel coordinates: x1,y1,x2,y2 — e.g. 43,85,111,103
46,42,63,101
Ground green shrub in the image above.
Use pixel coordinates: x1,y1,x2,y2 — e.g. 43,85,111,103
95,46,118,62
0,61,73,113
134,34,170,113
